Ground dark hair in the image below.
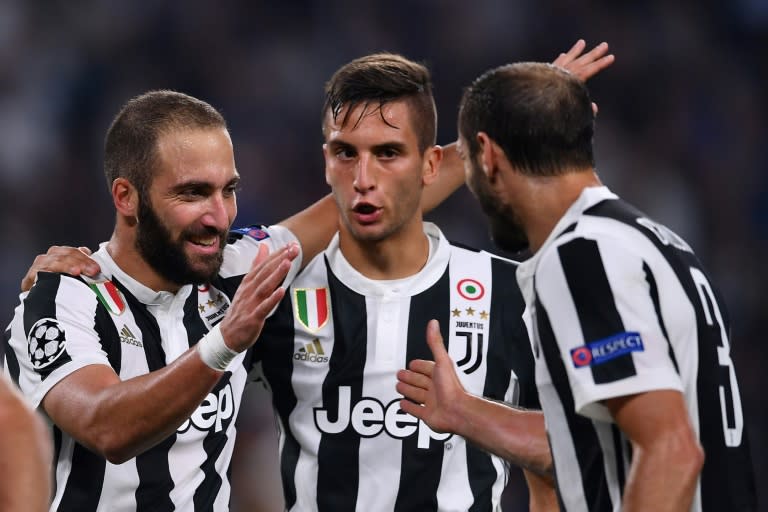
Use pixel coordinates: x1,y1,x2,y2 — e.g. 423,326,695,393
322,52,437,153
104,90,227,195
458,62,594,176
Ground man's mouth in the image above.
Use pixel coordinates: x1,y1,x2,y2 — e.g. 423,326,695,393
352,202,382,224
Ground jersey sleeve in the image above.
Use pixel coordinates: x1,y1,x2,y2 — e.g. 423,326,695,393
4,272,113,408
220,224,303,289
535,233,683,422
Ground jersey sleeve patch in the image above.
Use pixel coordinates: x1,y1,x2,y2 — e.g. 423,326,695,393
570,331,644,368
27,317,72,375
231,225,271,241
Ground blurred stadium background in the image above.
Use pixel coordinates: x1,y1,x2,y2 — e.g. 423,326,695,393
0,1,765,510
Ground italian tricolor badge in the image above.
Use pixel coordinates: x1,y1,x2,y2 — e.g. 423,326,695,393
294,288,329,331
89,280,126,316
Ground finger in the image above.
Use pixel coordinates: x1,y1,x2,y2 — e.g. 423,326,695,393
552,39,585,67
395,381,429,404
397,368,433,389
249,284,287,318
21,272,35,292
425,319,450,363
399,398,427,420
572,41,610,66
406,359,435,378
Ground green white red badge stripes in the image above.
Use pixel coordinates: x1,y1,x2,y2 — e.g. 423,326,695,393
89,280,125,315
294,288,329,331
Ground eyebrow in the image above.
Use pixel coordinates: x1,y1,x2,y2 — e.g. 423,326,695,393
170,175,241,193
327,139,408,153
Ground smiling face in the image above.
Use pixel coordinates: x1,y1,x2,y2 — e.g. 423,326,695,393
136,126,239,286
323,99,438,246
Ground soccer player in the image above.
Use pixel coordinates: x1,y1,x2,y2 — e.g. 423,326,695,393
3,90,330,510
14,44,614,511
0,373,52,512
400,62,757,511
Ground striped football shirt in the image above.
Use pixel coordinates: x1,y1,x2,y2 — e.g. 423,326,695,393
249,222,538,512
3,225,300,512
516,186,756,511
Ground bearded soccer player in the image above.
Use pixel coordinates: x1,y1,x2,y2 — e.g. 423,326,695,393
399,62,756,511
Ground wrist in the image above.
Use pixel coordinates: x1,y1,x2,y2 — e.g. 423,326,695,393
197,324,240,372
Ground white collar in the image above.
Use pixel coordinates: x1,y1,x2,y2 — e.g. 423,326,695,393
324,222,451,298
517,185,617,288
90,242,193,306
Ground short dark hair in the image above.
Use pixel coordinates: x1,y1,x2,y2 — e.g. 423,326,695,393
322,53,437,153
104,90,227,195
458,62,594,176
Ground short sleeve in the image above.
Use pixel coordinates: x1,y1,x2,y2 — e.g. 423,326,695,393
221,224,304,288
535,234,683,422
5,273,112,408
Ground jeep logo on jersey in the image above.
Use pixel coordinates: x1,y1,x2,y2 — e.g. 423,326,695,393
198,285,231,330
177,382,235,434
314,386,452,449
294,288,330,331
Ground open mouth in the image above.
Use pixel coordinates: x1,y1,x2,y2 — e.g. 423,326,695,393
354,203,378,215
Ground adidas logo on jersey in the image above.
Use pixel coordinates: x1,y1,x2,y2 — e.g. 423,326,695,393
119,325,142,347
294,338,329,363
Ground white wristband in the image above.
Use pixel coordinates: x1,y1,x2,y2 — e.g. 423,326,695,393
197,324,240,371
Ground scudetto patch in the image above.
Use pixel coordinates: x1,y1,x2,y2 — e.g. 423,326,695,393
570,331,644,368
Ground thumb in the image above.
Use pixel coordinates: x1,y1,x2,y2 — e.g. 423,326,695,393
426,319,449,362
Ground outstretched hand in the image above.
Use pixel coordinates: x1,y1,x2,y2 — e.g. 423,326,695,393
21,246,100,292
219,243,298,353
396,319,469,434
553,39,614,82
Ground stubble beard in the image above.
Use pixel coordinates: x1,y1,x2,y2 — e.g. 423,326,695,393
467,160,529,254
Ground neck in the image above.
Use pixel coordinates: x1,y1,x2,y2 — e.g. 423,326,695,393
520,169,602,253
338,221,430,280
107,224,181,293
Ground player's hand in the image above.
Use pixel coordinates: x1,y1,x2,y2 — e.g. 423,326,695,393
552,39,614,82
396,319,469,434
219,243,298,353
21,246,100,292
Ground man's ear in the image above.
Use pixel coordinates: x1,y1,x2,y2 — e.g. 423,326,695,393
477,132,498,180
113,178,139,219
421,144,443,186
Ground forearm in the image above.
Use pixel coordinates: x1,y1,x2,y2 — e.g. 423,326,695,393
452,393,552,477
0,386,52,511
421,142,464,213
524,469,558,512
277,193,338,264
45,347,223,464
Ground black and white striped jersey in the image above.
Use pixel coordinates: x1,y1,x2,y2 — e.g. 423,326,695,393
516,186,756,511
2,225,300,512
250,222,538,512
